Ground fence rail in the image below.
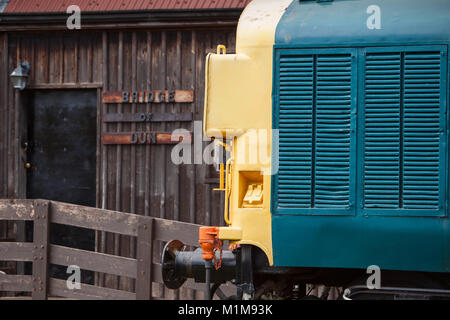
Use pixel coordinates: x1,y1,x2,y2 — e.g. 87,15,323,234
0,199,206,300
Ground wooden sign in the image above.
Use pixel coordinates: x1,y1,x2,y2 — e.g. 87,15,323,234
103,112,193,123
102,132,192,145
102,90,194,104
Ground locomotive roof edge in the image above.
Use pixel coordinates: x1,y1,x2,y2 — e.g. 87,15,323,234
275,0,450,47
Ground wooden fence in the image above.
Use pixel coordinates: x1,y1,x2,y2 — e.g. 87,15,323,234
0,199,207,300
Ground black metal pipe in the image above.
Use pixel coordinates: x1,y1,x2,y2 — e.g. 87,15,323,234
205,260,212,300
162,240,236,290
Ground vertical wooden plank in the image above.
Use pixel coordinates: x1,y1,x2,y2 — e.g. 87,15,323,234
173,31,182,300
145,32,154,296
9,37,20,199
135,32,146,222
0,34,3,199
131,31,137,213
88,35,93,83
13,89,20,198
46,36,50,84
36,35,48,84
1,33,7,199
32,200,50,300
74,35,79,83
129,31,138,293
205,184,211,226
188,30,197,300
48,34,59,83
98,31,108,287
144,31,152,218
190,30,197,225
136,217,153,300
0,33,8,249
64,35,76,83
149,32,160,225
115,33,123,210
205,31,213,226
113,31,123,291
101,31,108,210
18,82,28,200
94,85,102,288
205,32,213,227
96,87,102,208
6,36,15,198
59,35,64,84
14,88,27,276
115,33,129,291
174,31,182,223
227,30,236,54
30,37,36,84
105,34,118,291
13,36,29,200
159,31,167,299
16,37,20,66
78,35,87,83
194,31,205,231
159,31,168,222
92,33,102,83
3,33,13,277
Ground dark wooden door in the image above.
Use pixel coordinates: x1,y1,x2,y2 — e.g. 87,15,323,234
26,90,97,282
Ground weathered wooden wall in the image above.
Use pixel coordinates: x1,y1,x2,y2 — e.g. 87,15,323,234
0,33,6,200
0,28,236,297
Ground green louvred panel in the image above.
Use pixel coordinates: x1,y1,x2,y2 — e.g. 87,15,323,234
364,52,402,208
363,46,446,216
274,48,356,215
277,54,314,208
315,55,353,209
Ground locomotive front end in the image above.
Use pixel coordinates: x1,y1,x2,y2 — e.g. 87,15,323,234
163,0,450,300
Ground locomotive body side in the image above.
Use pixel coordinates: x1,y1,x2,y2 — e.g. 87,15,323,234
271,0,450,273
206,0,450,273
204,0,294,266
163,0,450,299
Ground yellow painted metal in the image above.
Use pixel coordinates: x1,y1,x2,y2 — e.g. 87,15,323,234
224,157,233,225
218,227,242,241
214,164,225,191
203,0,293,265
214,140,233,192
215,140,232,152
216,44,227,55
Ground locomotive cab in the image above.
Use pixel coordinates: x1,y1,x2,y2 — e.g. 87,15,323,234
162,0,450,300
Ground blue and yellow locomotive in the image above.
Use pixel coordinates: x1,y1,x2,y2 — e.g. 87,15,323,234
162,0,450,299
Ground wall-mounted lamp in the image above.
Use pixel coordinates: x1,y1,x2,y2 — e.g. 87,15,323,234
10,61,30,90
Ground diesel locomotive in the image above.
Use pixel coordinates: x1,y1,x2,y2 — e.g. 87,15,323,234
162,0,450,299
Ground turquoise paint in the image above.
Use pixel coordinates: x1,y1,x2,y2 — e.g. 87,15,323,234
276,0,450,47
273,48,358,216
271,0,450,272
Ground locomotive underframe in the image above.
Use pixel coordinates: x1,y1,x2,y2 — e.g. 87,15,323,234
162,242,450,300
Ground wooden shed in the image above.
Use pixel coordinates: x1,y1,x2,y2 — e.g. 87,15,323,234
0,0,250,298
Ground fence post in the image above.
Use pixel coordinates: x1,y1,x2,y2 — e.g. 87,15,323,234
32,200,50,300
136,217,153,300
